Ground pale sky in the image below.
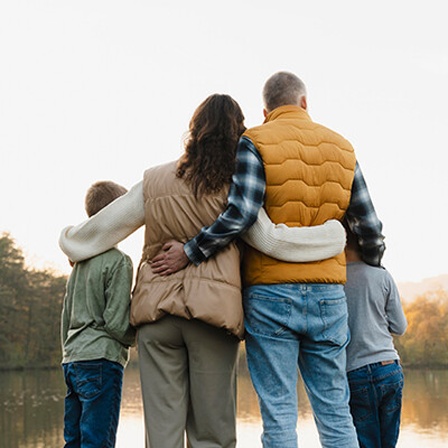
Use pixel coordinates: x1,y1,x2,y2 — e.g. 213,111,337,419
1,1,447,283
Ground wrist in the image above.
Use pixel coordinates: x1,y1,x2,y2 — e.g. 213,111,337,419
184,241,205,266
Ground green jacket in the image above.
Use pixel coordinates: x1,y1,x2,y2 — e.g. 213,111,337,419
61,248,135,367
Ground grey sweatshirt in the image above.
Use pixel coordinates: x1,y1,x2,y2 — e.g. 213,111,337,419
345,261,407,372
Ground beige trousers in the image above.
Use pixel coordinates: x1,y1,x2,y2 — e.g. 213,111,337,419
137,315,240,448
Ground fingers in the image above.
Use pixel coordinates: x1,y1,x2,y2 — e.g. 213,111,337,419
150,254,171,276
150,253,166,264
150,255,169,276
149,252,177,276
149,240,189,276
151,242,175,263
150,263,171,276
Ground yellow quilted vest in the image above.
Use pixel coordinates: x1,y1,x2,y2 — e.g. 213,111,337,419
242,105,356,286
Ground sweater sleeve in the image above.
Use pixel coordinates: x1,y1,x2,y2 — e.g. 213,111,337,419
242,207,347,262
384,270,408,336
59,181,145,262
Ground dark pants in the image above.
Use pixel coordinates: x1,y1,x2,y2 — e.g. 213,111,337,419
63,359,124,448
347,360,404,448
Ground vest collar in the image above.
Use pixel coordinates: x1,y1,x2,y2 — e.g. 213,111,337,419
264,105,311,123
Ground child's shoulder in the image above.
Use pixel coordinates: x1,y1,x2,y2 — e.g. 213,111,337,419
347,261,391,281
93,247,133,267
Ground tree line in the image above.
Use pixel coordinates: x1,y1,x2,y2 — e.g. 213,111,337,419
0,232,447,369
394,289,448,368
0,232,66,369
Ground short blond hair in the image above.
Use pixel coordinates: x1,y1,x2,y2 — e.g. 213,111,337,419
85,180,127,217
263,71,307,112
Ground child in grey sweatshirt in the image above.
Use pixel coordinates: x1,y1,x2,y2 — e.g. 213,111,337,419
344,225,407,448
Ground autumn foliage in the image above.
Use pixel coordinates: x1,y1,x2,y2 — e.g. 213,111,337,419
395,290,448,368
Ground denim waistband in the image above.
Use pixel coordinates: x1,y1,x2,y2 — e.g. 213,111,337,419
349,359,399,373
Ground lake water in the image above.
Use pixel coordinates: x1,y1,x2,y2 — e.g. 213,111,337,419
1,358,447,448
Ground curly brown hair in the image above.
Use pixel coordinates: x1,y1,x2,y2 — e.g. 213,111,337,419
177,94,246,197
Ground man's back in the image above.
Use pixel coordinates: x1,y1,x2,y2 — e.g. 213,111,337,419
242,105,356,286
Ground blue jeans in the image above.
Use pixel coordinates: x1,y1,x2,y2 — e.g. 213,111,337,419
347,360,404,448
243,283,359,448
63,359,124,448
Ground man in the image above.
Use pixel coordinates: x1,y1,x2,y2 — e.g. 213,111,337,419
151,71,385,448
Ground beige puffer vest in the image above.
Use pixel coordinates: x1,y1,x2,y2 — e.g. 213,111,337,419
131,161,244,339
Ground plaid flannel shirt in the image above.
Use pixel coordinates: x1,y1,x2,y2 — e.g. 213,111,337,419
184,136,385,267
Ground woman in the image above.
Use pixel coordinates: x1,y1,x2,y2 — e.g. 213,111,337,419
132,94,246,448
59,94,346,448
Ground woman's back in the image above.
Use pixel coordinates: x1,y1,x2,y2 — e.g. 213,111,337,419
131,160,244,338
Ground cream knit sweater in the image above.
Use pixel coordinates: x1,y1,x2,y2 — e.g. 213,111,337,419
59,181,346,263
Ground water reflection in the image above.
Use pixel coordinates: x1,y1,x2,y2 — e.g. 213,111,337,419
401,369,448,433
1,361,447,447
1,369,64,448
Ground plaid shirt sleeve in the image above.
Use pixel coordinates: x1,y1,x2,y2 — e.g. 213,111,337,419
184,137,266,265
345,161,386,266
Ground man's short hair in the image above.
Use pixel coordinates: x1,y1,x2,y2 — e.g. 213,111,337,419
263,71,307,112
85,180,128,217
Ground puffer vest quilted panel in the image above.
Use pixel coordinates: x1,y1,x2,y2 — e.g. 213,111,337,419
242,106,356,286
